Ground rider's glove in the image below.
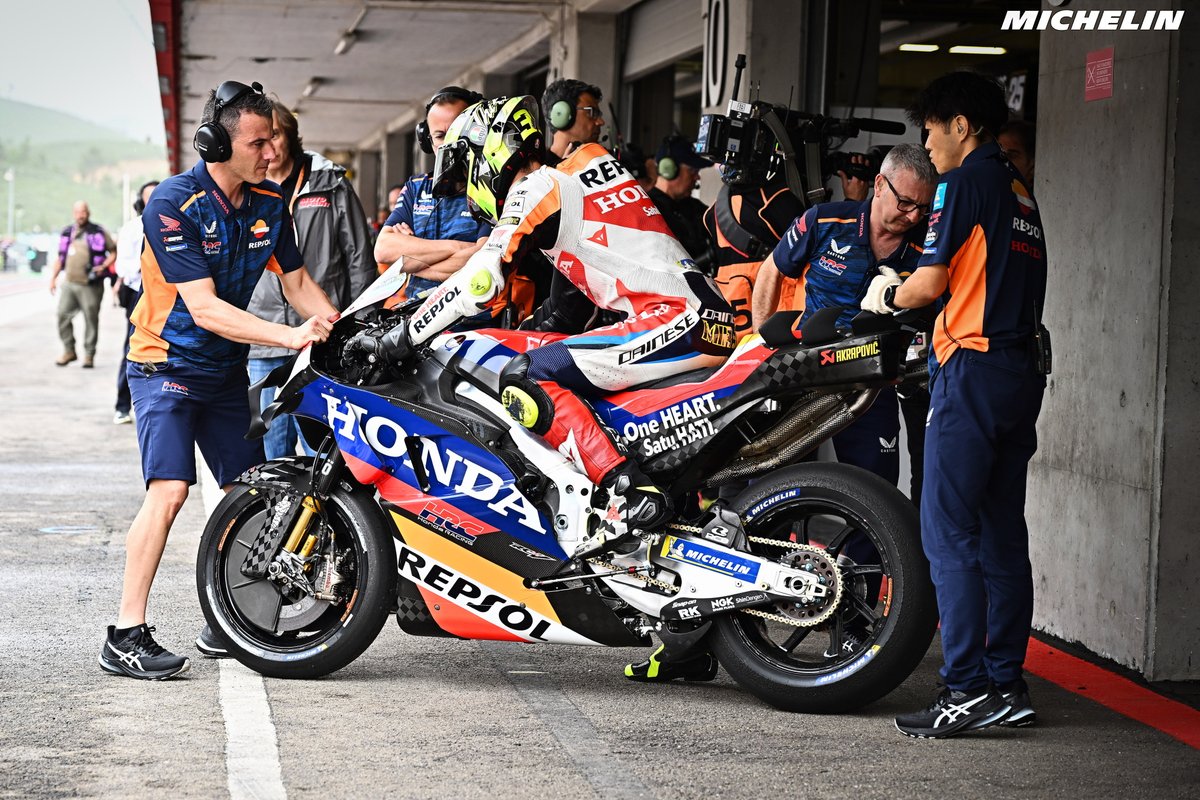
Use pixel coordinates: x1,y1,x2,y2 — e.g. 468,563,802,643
861,267,902,314
344,322,412,365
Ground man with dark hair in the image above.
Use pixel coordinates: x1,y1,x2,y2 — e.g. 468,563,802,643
99,80,338,679
541,79,605,158
49,201,115,368
247,100,376,459
374,87,496,304
862,71,1048,737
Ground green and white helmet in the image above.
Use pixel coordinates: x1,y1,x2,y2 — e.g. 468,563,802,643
432,95,544,224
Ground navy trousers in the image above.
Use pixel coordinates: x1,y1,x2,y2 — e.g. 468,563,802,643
922,346,1045,691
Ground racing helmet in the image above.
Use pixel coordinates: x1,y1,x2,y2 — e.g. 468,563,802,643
432,95,544,224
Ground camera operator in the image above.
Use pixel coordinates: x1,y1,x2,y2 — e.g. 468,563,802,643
753,143,935,488
648,135,714,268
862,71,1049,739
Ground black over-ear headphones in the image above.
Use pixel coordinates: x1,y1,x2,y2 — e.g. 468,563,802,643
133,181,159,215
194,80,264,163
416,86,485,154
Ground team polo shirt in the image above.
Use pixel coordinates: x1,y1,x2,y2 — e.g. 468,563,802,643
130,160,303,370
772,199,926,328
918,141,1047,364
384,174,492,297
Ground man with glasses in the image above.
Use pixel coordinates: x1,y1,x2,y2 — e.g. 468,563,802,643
541,79,605,159
751,143,936,489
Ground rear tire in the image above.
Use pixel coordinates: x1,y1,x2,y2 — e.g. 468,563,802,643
197,481,396,679
708,463,936,712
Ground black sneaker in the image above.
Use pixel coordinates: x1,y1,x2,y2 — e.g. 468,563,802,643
195,624,230,658
895,686,1011,739
999,678,1037,727
624,645,718,683
98,624,190,680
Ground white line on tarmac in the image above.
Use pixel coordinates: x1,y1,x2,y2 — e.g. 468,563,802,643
481,641,652,799
198,451,288,800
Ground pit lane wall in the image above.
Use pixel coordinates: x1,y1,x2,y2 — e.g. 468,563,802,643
1031,0,1197,680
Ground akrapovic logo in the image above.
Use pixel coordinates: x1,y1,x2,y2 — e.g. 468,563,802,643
1003,9,1184,31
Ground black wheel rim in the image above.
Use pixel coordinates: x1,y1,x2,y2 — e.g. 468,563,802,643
213,494,365,654
732,489,898,677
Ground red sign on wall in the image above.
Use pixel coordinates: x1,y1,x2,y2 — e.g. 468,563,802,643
1086,47,1114,102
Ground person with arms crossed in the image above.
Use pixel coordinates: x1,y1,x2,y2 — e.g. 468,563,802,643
861,71,1049,737
99,80,338,680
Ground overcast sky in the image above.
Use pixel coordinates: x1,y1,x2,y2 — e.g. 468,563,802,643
2,0,165,144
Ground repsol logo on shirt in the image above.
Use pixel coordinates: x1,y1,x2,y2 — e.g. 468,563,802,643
579,158,632,188
247,238,273,249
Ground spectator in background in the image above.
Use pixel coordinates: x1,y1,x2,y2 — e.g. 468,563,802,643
386,183,404,212
541,79,605,159
247,100,376,459
374,87,528,319
49,201,115,368
112,180,160,425
648,135,713,270
998,119,1036,187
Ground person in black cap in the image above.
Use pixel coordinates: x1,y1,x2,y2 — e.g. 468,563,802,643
648,135,714,269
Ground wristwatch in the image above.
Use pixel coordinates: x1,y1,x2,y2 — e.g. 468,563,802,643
882,283,900,311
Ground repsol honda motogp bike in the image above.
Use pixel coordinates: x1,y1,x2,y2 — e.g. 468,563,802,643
196,262,937,712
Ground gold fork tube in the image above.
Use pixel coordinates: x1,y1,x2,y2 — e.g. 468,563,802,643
282,497,321,553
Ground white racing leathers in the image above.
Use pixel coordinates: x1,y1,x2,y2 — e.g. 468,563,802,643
403,143,735,483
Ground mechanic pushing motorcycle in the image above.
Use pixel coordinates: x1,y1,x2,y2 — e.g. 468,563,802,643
351,95,736,671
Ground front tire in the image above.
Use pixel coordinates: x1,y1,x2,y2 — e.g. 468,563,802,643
708,463,936,712
197,481,396,679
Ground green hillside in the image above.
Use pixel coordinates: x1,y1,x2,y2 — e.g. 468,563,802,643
0,98,168,235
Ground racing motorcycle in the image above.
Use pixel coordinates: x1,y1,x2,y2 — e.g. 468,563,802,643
196,261,937,713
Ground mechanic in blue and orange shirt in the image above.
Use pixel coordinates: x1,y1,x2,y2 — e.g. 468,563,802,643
752,143,937,486
99,80,338,681
863,71,1049,739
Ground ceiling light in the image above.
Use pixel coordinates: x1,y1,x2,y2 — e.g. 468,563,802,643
949,46,1007,55
302,77,324,98
334,30,356,55
899,43,939,52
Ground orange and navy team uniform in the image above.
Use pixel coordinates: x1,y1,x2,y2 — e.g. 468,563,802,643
404,143,736,484
771,198,926,487
126,161,303,486
916,141,1048,694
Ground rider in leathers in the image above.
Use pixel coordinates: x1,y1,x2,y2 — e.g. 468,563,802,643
359,96,735,562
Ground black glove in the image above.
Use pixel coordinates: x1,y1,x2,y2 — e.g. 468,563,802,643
343,323,411,364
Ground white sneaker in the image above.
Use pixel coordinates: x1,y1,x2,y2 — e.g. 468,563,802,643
113,411,132,425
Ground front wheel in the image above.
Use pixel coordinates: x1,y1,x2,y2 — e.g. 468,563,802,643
197,480,396,678
708,463,936,712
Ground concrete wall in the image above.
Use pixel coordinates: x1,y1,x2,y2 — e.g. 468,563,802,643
1032,0,1197,679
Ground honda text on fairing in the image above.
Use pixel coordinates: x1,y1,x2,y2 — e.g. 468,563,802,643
195,261,937,712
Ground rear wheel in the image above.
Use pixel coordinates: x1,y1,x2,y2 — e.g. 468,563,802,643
197,480,396,678
708,463,936,712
